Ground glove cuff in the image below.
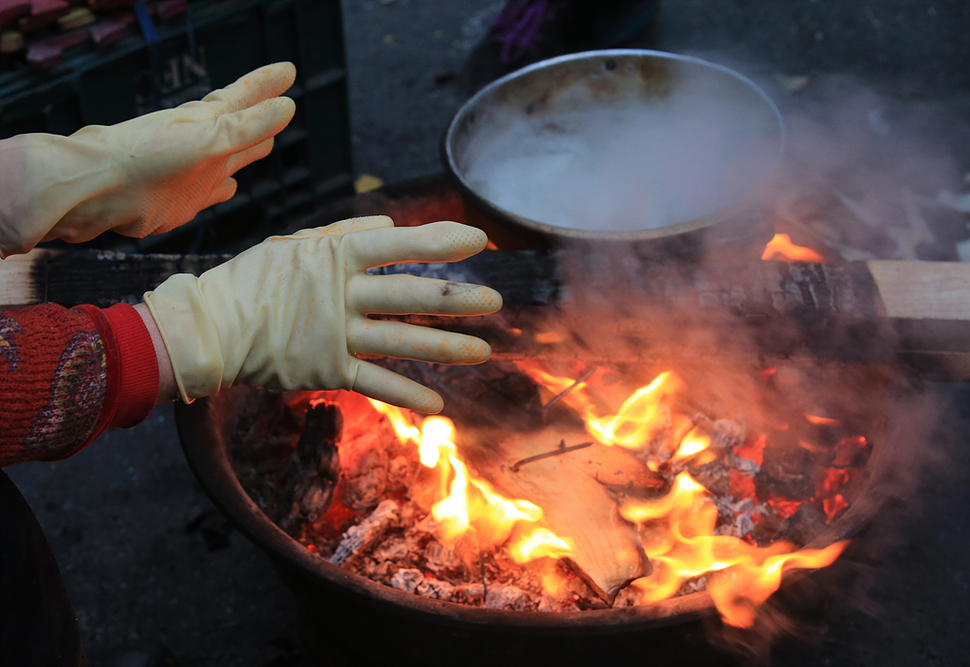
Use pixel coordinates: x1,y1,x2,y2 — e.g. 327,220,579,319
144,273,226,402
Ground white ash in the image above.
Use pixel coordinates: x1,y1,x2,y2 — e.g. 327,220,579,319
484,584,539,611
390,568,424,594
387,455,414,488
422,540,464,575
714,497,766,539
329,499,400,566
338,434,389,512
413,512,443,535
710,418,746,450
371,536,411,563
729,454,761,476
416,578,456,600
687,576,709,593
455,583,485,601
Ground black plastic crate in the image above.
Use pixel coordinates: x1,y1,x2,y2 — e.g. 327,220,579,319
0,0,354,254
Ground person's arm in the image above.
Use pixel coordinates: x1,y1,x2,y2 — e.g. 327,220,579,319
134,302,178,406
0,303,159,466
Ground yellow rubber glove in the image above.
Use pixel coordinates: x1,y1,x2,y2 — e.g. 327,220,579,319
0,62,297,258
143,217,503,414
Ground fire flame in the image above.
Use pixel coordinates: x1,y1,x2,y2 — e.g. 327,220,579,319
367,399,572,562
761,233,826,263
518,364,860,627
312,358,862,628
621,472,848,628
527,366,682,451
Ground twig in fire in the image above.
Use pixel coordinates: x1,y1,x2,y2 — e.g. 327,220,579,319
510,440,594,472
542,369,595,410
480,553,488,601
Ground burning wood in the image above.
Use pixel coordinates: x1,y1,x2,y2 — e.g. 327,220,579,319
227,351,905,628
509,440,594,472
458,428,653,601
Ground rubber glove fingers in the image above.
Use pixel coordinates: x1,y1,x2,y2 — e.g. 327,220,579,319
344,220,489,268
202,178,239,210
348,319,492,365
209,95,296,162
225,136,275,175
347,273,503,316
284,215,393,240
198,62,297,117
353,362,445,414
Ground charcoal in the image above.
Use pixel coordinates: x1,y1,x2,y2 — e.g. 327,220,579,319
390,568,424,594
757,442,817,502
484,584,539,611
422,539,463,576
277,403,342,534
416,578,456,600
337,431,389,512
778,504,829,546
330,499,401,566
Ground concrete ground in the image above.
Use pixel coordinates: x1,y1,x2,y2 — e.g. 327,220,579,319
7,1,970,665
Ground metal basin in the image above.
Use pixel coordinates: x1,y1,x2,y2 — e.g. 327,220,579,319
442,50,785,253
174,385,882,666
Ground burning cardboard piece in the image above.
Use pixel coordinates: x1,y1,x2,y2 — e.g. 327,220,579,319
458,427,657,601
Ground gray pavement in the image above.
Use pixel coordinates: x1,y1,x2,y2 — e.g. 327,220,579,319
7,1,970,665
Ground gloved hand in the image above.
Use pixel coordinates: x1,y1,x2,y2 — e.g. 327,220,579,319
0,62,297,258
143,216,503,413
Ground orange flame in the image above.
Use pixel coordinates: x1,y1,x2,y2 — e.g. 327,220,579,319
366,356,858,627
674,427,711,459
622,472,849,627
523,367,682,451
368,399,571,561
509,527,573,563
805,413,840,426
761,233,826,263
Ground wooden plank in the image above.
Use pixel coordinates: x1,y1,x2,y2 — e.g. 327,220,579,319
0,248,48,308
868,260,970,320
457,426,651,602
0,247,557,309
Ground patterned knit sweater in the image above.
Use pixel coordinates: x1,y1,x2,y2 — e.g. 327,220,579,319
0,303,158,466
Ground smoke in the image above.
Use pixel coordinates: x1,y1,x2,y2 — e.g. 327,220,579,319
459,55,969,661
767,73,970,261
458,53,970,259
512,235,945,662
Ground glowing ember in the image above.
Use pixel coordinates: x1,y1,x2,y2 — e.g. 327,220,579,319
805,413,840,426
761,233,826,263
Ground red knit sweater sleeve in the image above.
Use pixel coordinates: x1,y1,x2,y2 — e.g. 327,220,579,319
0,303,159,466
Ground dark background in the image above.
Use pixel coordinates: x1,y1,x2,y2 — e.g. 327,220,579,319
6,1,970,665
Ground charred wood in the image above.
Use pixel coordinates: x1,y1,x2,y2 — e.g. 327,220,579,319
330,499,401,566
278,403,342,535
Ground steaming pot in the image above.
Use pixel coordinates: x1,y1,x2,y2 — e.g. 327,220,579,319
442,50,786,254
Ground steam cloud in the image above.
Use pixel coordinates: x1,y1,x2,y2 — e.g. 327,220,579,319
461,63,784,233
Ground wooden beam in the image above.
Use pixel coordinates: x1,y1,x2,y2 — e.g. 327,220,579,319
868,260,970,321
4,248,970,376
